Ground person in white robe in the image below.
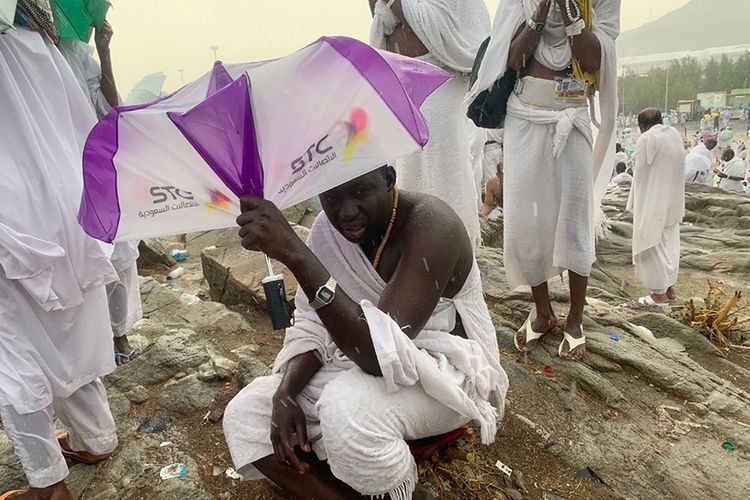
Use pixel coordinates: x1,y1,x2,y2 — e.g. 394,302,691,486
716,148,747,194
626,109,685,306
0,9,118,499
223,167,508,500
610,162,632,184
468,0,621,361
58,21,143,365
613,142,629,177
369,0,491,248
684,137,717,186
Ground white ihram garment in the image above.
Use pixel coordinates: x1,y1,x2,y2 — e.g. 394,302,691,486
0,27,117,487
719,158,747,194
58,39,144,339
224,213,508,500
685,143,714,186
370,0,492,247
504,77,595,288
469,0,621,247
626,125,685,294
0,379,117,488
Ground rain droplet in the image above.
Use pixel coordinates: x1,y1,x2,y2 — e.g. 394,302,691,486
533,202,538,218
434,281,440,291
422,258,430,272
354,347,360,354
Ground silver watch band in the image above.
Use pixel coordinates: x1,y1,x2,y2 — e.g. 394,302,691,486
309,277,337,311
527,18,545,33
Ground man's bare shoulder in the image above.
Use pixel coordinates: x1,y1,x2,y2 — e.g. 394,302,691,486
400,191,471,248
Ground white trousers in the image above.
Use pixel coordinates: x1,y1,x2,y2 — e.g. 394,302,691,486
224,369,468,499
634,223,680,294
105,263,141,338
0,379,117,488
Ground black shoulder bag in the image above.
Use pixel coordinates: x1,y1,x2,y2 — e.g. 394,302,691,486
467,37,517,129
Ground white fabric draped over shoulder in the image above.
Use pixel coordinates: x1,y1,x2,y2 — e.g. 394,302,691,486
468,0,621,235
272,213,508,443
0,28,117,313
370,0,491,74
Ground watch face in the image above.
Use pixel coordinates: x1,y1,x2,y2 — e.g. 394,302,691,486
319,288,334,302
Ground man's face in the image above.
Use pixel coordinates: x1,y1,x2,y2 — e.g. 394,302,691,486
319,168,395,244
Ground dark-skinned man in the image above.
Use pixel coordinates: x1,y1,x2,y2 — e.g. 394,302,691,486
468,0,621,361
223,167,508,500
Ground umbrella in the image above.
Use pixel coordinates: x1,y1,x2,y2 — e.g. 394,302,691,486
0,0,17,33
78,36,451,244
125,71,167,105
52,0,109,42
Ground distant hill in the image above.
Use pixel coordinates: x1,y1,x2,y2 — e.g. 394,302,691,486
617,0,750,58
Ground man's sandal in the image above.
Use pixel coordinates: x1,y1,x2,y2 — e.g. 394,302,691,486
0,490,25,499
559,329,586,359
57,432,113,464
637,295,669,306
514,308,550,352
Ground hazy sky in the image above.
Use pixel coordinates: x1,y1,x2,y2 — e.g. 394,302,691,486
107,0,690,94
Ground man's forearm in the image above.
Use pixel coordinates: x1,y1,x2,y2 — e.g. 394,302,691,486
285,243,382,376
276,351,322,399
97,49,119,108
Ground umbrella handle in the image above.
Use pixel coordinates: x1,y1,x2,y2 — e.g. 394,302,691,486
265,254,274,277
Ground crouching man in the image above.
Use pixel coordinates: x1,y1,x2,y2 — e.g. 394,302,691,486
223,166,508,499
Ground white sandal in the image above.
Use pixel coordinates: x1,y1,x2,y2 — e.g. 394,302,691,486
637,295,669,306
559,328,586,359
514,307,548,352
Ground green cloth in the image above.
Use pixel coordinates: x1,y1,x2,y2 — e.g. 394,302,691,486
0,0,17,33
51,0,109,42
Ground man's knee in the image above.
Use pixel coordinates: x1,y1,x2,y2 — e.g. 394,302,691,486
317,371,414,495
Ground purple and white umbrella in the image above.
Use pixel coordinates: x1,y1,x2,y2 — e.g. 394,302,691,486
78,36,451,243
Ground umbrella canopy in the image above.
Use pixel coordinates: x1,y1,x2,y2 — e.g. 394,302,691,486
52,0,109,42
78,36,451,243
0,0,17,33
124,71,167,105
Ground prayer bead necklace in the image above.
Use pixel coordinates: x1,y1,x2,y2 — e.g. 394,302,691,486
372,186,399,269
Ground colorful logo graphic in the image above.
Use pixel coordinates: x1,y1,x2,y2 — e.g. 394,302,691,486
205,189,232,211
343,107,369,161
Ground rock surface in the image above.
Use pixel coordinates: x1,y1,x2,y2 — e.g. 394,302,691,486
201,225,310,308
3,184,750,500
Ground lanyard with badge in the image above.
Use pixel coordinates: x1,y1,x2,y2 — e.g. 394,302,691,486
553,0,593,100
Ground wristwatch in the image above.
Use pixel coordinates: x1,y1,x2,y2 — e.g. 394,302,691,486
527,18,545,33
309,277,337,311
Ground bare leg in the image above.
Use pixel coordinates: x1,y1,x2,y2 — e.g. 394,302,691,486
561,271,587,360
113,335,136,357
515,281,558,351
252,450,366,500
15,482,74,500
666,286,677,301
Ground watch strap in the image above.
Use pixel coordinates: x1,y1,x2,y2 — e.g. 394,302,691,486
309,277,337,311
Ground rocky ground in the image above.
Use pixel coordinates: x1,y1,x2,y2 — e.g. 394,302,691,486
2,186,749,499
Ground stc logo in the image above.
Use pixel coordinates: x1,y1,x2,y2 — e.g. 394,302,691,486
290,135,333,174
150,186,194,204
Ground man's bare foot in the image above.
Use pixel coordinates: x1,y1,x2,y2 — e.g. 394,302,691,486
515,313,557,352
9,482,74,500
666,286,677,301
113,335,139,365
560,320,586,361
